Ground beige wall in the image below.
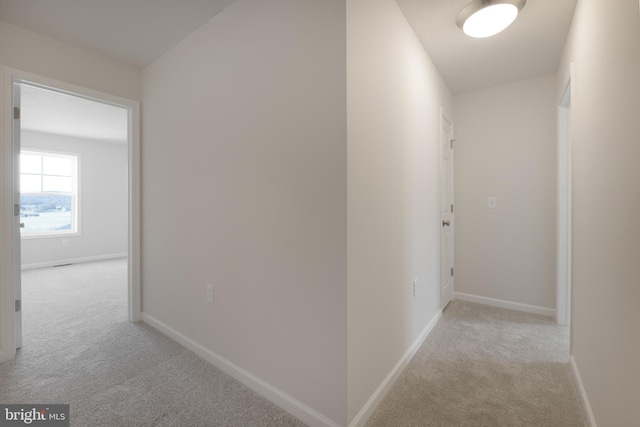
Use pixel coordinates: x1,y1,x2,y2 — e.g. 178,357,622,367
558,0,640,425
347,0,452,423
141,0,347,425
453,75,557,311
0,20,141,101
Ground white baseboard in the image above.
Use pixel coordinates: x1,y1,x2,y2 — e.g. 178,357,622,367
348,310,443,427
21,253,127,270
141,313,341,427
570,356,597,427
454,292,555,318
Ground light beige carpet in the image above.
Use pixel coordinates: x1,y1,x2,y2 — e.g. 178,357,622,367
365,300,588,427
0,259,305,427
1,261,589,426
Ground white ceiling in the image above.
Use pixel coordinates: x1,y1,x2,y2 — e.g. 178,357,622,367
0,0,236,68
1,0,576,96
395,0,577,94
2,0,236,142
21,84,128,144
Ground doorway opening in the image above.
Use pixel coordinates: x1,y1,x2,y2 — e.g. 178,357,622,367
1,68,140,360
17,82,129,349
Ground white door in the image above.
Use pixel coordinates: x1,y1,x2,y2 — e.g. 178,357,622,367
12,81,22,349
440,112,454,309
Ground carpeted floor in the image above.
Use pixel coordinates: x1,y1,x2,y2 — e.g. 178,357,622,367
0,259,305,427
365,300,588,427
1,260,588,426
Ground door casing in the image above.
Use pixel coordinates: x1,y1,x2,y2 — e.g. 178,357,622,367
11,80,22,349
440,109,454,310
556,68,573,327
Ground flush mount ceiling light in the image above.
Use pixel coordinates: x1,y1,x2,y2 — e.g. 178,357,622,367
456,0,526,38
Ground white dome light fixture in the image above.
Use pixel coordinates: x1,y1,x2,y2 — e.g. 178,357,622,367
456,0,526,38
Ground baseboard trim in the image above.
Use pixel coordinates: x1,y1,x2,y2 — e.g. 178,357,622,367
454,292,555,318
570,356,597,427
141,313,341,427
348,309,443,427
21,253,128,270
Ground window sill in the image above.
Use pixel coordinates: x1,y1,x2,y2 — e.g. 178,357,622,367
21,231,81,240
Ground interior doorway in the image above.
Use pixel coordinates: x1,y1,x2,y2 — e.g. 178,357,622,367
16,82,130,348
1,68,141,360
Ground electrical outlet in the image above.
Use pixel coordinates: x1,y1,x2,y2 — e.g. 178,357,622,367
413,279,418,297
62,239,69,247
488,196,497,209
206,284,214,303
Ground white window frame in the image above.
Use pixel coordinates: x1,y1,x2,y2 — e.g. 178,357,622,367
20,148,80,239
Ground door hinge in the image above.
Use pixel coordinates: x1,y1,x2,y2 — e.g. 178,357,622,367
13,107,20,120
450,139,455,149
451,204,454,214
451,267,454,276
14,204,20,216
15,300,21,312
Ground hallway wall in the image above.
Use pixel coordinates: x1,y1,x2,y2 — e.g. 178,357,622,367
453,75,557,313
0,20,141,101
347,0,453,423
142,1,347,425
558,0,640,425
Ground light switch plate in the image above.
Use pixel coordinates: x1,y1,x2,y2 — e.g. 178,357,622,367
488,196,497,209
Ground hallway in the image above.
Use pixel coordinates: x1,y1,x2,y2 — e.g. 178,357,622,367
0,1,638,425
366,301,587,426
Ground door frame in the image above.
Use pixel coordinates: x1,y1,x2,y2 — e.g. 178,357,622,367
0,66,141,362
556,65,573,327
11,79,22,349
440,108,454,309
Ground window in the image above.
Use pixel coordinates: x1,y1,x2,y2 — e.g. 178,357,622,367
20,150,79,237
